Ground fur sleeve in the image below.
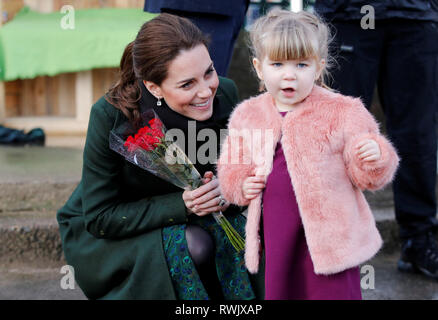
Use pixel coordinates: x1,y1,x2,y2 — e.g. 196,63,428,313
342,98,400,191
216,104,255,206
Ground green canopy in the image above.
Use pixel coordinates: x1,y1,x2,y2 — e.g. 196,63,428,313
0,7,157,81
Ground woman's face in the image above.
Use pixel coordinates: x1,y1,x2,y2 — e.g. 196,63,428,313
144,44,219,121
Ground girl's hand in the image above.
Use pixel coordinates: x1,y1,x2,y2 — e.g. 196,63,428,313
242,175,266,200
182,171,229,216
356,139,381,162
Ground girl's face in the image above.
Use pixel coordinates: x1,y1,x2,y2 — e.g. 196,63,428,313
253,56,325,111
144,44,219,121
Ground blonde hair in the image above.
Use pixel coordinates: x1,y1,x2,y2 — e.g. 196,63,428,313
249,9,334,87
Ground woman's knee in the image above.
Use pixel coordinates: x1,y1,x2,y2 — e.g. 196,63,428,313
185,224,215,267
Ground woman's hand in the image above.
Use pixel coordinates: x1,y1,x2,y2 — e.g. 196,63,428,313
242,175,266,200
356,139,381,162
182,171,229,216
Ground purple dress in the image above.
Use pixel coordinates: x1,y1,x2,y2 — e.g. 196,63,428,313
261,111,362,300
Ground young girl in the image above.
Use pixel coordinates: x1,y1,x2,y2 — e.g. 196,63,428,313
217,10,399,300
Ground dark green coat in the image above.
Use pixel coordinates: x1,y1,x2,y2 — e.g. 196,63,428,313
57,77,264,300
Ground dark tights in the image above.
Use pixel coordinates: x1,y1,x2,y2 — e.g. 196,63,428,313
185,224,224,300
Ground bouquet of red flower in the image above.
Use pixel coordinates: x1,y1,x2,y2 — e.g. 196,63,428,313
109,109,244,252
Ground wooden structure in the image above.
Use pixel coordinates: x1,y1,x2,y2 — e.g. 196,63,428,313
0,0,143,146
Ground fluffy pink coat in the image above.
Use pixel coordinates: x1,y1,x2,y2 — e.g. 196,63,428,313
217,85,399,275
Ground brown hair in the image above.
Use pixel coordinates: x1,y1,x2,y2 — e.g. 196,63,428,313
105,13,209,126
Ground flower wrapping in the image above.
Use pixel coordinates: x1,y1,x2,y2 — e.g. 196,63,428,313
109,109,244,252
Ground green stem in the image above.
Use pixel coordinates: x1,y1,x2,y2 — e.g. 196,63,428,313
216,215,245,252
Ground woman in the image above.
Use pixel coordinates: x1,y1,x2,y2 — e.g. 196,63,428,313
57,14,264,300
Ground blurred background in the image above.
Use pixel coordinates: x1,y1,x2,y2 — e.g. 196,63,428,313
0,0,318,148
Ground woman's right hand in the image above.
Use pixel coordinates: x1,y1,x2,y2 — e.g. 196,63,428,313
242,175,266,200
183,171,228,216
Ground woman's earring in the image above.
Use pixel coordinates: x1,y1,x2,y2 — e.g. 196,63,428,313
157,98,162,106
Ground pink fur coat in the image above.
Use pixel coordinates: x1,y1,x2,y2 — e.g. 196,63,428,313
217,85,399,275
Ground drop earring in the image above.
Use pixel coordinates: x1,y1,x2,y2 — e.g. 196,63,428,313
157,98,162,106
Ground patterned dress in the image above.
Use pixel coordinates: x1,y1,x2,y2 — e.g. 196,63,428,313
162,213,256,300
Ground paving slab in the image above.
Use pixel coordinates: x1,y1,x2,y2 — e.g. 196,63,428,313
0,261,86,300
0,145,83,184
1,251,437,300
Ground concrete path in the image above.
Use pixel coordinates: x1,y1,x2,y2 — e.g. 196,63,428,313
1,252,437,300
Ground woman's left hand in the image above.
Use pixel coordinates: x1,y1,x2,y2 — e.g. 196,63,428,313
356,139,381,162
183,171,230,216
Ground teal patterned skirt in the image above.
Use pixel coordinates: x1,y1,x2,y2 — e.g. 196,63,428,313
162,212,255,300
